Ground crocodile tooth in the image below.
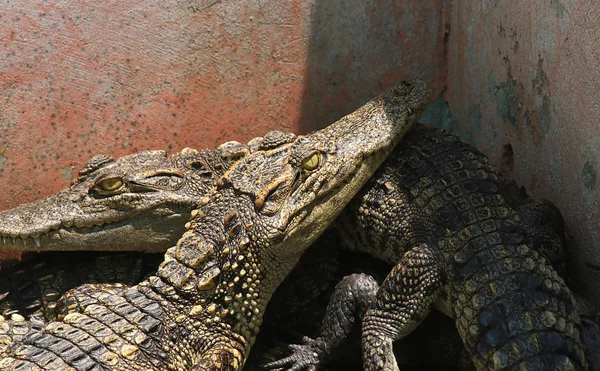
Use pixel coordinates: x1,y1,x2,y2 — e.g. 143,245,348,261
34,238,41,247
2,236,6,244
11,237,16,244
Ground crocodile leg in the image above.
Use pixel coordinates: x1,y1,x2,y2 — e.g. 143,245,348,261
266,272,379,371
360,244,442,371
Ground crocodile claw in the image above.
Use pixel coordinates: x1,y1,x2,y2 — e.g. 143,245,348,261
264,336,324,371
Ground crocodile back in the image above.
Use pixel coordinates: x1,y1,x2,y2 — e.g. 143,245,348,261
337,124,587,370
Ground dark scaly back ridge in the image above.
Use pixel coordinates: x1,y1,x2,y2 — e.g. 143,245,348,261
336,124,586,370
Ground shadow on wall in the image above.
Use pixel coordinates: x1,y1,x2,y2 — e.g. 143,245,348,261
298,0,447,132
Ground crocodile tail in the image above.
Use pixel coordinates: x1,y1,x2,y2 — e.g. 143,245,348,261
451,224,588,370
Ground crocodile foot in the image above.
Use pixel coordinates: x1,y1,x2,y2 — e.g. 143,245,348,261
265,336,325,371
192,343,245,371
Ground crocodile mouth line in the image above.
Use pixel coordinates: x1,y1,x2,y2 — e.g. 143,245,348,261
0,214,140,248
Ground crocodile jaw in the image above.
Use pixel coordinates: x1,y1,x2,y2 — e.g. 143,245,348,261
0,190,193,251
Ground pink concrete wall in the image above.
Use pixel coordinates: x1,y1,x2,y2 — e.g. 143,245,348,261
446,2,600,304
0,0,448,261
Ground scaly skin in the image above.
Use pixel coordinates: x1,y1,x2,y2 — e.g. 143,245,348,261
0,252,162,319
1,125,598,370
2,249,596,370
1,124,597,370
0,79,430,370
0,148,232,252
271,124,589,371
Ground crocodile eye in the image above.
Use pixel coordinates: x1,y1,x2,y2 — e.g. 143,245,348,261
301,151,322,171
97,177,124,192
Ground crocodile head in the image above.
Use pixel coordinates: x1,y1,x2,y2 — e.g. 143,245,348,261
0,147,234,252
154,78,431,369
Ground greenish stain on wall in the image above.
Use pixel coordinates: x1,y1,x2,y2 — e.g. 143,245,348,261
549,0,565,18
59,166,74,182
468,105,481,132
538,96,552,134
488,70,520,130
582,162,597,191
420,94,473,143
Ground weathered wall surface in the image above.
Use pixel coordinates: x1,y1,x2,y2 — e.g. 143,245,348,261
0,0,448,261
445,1,600,303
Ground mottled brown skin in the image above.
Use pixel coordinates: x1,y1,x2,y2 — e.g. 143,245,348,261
271,125,589,371
1,126,598,370
0,148,226,252
0,79,430,370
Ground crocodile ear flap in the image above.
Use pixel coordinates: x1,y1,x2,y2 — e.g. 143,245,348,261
77,154,114,180
259,131,297,150
217,141,249,162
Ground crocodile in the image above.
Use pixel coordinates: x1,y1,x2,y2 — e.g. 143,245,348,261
1,249,597,370
1,124,599,370
0,79,430,370
0,147,219,252
268,124,590,370
0,249,472,371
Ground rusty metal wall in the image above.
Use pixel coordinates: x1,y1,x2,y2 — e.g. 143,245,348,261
445,1,600,305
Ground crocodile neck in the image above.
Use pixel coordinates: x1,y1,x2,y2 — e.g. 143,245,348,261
151,188,304,355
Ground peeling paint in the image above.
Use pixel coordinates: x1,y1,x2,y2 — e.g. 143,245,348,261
533,58,549,94
488,69,521,129
537,96,552,134
582,162,597,191
532,58,552,135
524,109,532,127
467,105,481,132
499,143,515,178
549,0,565,18
511,30,519,52
58,166,74,182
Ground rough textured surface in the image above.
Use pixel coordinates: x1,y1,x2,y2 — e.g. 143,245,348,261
445,1,600,307
273,125,589,371
0,124,598,370
0,81,430,370
0,252,162,319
